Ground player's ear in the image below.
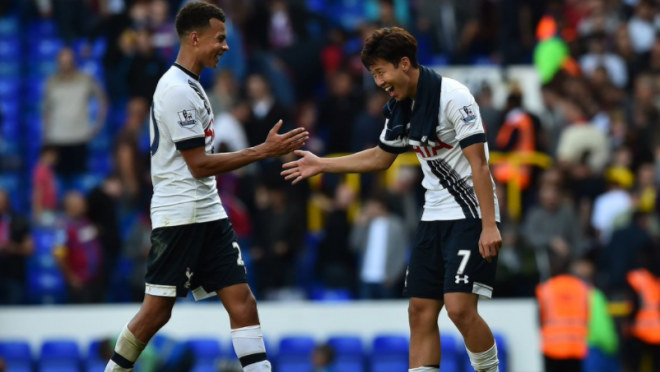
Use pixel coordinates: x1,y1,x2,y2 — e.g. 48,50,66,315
401,57,410,72
190,31,199,46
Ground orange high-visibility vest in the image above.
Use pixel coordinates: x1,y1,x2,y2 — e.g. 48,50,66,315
536,275,590,359
493,109,535,190
627,269,660,345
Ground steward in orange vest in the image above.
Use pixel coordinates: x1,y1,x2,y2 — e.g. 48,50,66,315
624,267,660,371
537,274,590,372
493,94,537,191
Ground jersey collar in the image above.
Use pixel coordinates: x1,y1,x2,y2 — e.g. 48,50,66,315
173,63,200,81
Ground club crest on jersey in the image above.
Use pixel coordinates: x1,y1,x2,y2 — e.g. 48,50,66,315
460,105,477,123
177,110,197,128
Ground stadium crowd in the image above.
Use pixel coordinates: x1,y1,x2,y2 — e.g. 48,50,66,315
1,0,660,369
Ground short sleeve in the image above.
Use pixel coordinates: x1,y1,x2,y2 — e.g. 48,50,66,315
378,119,409,154
445,88,486,149
159,85,205,150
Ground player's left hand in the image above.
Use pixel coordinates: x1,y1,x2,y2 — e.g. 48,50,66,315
479,225,502,263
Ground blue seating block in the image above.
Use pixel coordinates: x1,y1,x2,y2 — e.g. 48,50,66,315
371,335,409,372
41,340,80,361
0,16,19,37
440,334,459,372
328,336,364,372
0,38,20,57
0,341,32,363
277,336,315,372
186,338,222,365
29,39,64,59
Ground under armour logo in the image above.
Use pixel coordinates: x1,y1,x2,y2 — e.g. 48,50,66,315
184,267,194,289
455,275,469,284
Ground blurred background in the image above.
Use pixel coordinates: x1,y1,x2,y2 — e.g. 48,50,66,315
0,0,660,371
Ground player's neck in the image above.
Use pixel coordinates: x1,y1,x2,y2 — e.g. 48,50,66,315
174,51,203,78
407,68,421,100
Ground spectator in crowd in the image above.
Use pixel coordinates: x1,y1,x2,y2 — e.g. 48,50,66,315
243,73,291,149
31,146,58,227
251,175,305,299
126,29,168,100
315,184,357,290
114,97,151,203
295,101,325,155
580,33,628,88
591,167,634,245
350,194,407,300
123,211,151,302
319,70,364,154
54,191,104,304
42,47,108,180
475,84,502,149
556,101,610,174
312,344,337,372
350,91,389,152
213,101,250,154
0,356,5,372
627,0,656,54
86,175,123,293
206,70,239,117
0,190,33,305
600,211,654,294
523,184,583,281
149,0,177,62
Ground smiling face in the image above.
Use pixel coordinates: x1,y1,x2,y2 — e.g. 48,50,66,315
369,57,413,101
195,18,229,69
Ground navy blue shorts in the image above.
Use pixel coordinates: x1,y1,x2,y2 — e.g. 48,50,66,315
403,219,499,300
145,219,247,300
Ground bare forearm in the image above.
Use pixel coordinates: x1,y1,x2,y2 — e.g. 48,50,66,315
472,164,497,226
192,146,267,178
321,147,393,173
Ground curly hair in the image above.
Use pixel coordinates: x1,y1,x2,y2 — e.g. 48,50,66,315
175,2,226,37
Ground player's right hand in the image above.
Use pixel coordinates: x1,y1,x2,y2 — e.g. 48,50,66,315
281,150,323,185
263,120,308,157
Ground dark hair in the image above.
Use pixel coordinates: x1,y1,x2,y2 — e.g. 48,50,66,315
361,27,419,70
175,2,226,37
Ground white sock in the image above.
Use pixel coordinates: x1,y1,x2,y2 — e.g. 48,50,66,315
466,342,499,372
409,367,440,371
104,324,146,372
231,325,271,371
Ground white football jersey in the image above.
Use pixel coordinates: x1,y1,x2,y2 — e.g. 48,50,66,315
379,77,500,222
149,64,227,229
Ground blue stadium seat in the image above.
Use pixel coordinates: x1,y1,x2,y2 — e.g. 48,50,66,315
327,336,364,372
27,20,58,37
40,365,80,372
371,335,409,372
86,340,103,362
86,360,105,372
277,336,315,372
6,365,32,372
29,39,64,59
27,269,67,304
41,340,80,361
0,38,20,57
190,364,216,372
0,61,20,77
440,334,459,372
0,341,32,364
0,16,19,37
0,78,20,99
494,333,508,372
186,338,222,366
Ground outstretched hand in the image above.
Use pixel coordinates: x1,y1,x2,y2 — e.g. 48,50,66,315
262,120,309,158
281,150,323,185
